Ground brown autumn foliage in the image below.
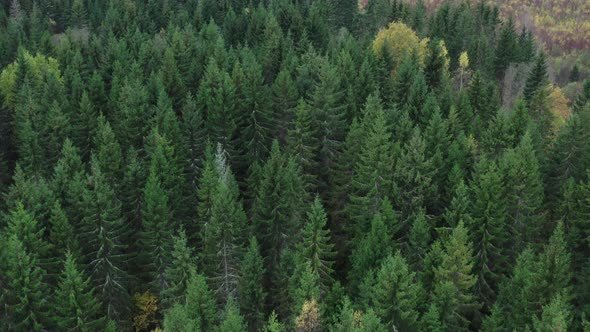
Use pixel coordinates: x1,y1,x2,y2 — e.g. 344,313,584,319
400,0,590,56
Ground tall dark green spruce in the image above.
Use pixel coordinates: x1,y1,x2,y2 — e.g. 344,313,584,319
80,156,130,325
53,252,105,331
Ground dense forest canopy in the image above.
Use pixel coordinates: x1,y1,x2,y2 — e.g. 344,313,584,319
0,0,589,331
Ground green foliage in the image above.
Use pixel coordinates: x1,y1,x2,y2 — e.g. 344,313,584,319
432,221,479,330
219,299,247,332
54,252,104,331
239,237,266,330
201,145,247,301
0,235,49,331
369,252,423,330
80,157,130,324
296,196,336,294
162,229,196,308
138,169,174,292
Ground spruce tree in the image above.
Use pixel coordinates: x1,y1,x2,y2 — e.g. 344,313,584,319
180,93,206,216
348,212,395,296
393,127,436,226
443,180,472,228
197,58,237,152
219,299,247,332
537,222,572,304
5,202,51,260
499,132,545,252
290,261,321,317
0,235,49,331
307,59,346,194
184,269,216,332
162,229,196,308
468,158,508,309
533,294,572,332
369,252,423,331
48,201,79,273
200,145,247,302
80,156,130,324
53,252,105,331
523,52,549,104
347,93,394,235
272,68,299,142
72,91,97,161
238,237,266,331
432,221,479,330
287,99,320,191
252,141,306,290
296,196,336,295
196,145,218,245
137,169,174,292
494,17,518,79
51,139,86,225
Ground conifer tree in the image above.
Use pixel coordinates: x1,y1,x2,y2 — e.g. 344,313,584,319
468,159,508,309
72,91,97,161
137,169,174,292
272,68,299,141
432,221,479,330
253,141,306,286
573,79,590,113
484,248,538,331
48,201,79,272
546,105,590,199
523,52,549,104
393,127,435,225
307,60,346,193
5,202,51,260
162,304,195,332
443,180,472,228
93,114,122,185
80,156,129,324
180,93,206,211
287,99,320,190
219,299,247,332
53,252,104,331
144,128,185,227
239,237,266,331
499,133,545,252
290,261,321,317
0,235,50,331
120,148,144,236
494,17,518,79
533,294,572,332
263,312,284,332
184,269,217,332
197,58,237,152
347,93,394,234
162,229,196,308
369,252,423,330
537,222,572,304
348,212,395,296
115,78,151,150
51,139,85,224
195,144,218,245
201,146,247,302
296,196,336,295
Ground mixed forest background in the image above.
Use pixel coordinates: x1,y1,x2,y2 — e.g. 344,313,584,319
1,0,590,331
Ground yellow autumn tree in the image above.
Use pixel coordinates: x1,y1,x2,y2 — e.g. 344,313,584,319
0,50,63,108
133,291,159,332
372,22,428,71
295,299,321,332
547,85,571,133
459,51,469,90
